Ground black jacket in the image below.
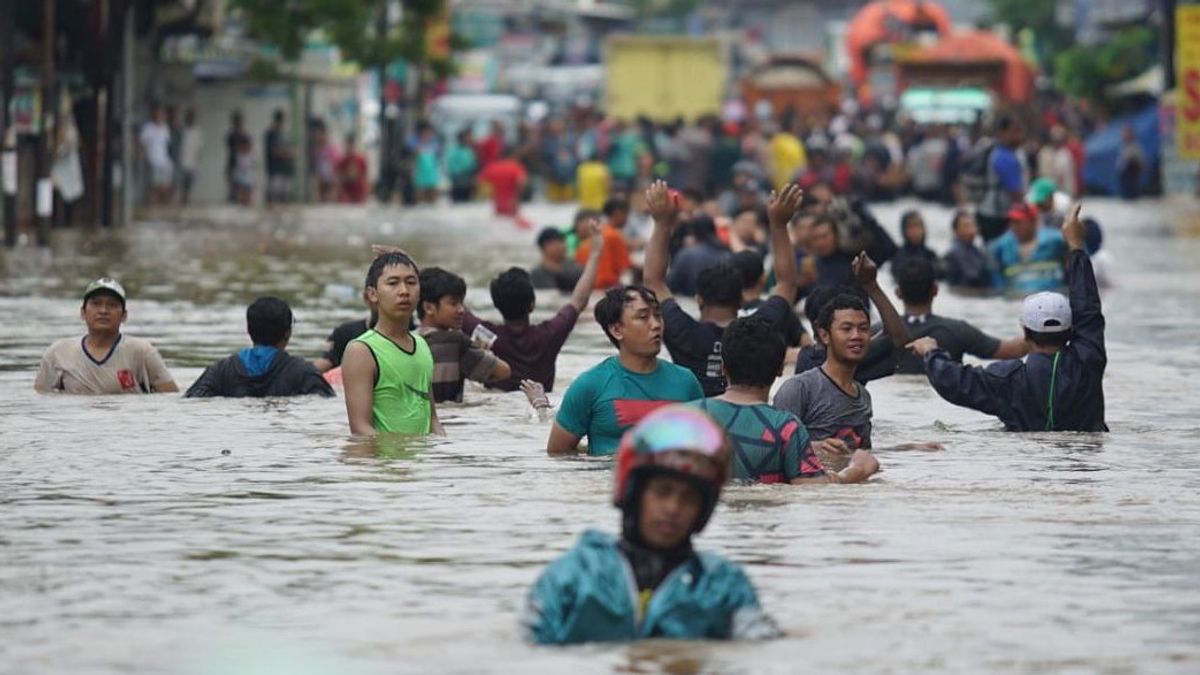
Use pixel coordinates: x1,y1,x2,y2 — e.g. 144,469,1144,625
185,351,335,398
923,250,1106,432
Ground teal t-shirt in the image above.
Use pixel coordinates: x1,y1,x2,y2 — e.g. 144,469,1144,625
687,398,824,483
556,357,704,456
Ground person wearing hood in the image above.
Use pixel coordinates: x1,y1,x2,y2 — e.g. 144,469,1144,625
523,405,780,645
889,210,944,280
186,297,334,398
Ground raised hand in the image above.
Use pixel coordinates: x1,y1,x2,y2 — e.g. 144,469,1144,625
1062,202,1085,252
586,217,605,258
644,180,681,229
851,252,879,287
767,183,804,228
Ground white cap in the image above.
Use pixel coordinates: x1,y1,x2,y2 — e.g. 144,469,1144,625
1020,292,1072,333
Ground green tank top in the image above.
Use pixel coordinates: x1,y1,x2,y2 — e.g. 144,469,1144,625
354,329,434,434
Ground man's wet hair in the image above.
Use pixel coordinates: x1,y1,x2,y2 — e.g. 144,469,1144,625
365,252,420,289
602,198,629,218
721,316,785,388
689,215,720,244
490,267,535,322
816,293,870,336
695,263,743,309
536,227,566,250
804,284,867,325
594,285,660,349
247,296,292,347
895,258,936,306
1023,327,1071,349
418,267,467,319
729,250,764,291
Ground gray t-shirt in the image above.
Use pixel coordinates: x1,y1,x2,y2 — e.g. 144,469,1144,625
773,367,873,449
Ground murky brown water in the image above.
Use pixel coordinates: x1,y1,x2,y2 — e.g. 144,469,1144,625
2,199,1199,674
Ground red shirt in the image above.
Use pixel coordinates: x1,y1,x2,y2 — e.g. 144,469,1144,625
337,153,369,203
479,159,527,216
475,134,503,169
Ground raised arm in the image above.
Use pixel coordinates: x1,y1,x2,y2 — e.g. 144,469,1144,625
766,184,803,302
1061,203,1106,369
909,339,1012,419
853,252,910,346
568,217,605,313
642,180,681,301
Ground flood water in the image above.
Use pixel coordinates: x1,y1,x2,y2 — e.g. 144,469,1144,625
2,198,1199,674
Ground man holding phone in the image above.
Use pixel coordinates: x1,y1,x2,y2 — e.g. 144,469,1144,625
463,218,606,393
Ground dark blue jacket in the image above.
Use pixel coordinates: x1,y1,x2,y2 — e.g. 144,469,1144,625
922,250,1106,432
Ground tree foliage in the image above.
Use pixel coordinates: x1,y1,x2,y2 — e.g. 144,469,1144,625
1054,26,1158,105
984,0,1074,71
232,0,455,73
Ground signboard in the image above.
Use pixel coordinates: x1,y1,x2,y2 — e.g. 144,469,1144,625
1176,5,1200,160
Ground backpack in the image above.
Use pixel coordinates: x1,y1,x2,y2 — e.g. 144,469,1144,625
960,138,996,204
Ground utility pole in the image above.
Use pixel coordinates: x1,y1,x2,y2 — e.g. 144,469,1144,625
1,0,17,247
36,0,57,246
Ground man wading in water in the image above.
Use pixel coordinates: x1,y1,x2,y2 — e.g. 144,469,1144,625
524,405,779,644
343,252,443,436
907,203,1107,432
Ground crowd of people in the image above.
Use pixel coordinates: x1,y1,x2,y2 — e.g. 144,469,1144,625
53,104,1116,646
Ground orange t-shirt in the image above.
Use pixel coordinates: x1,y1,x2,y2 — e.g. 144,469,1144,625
575,225,631,289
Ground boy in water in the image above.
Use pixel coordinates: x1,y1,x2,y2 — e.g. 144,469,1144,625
689,316,879,484
342,252,443,436
416,267,511,403
908,204,1107,432
547,285,703,456
524,405,779,644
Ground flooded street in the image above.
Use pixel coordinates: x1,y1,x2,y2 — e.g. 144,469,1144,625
2,198,1200,674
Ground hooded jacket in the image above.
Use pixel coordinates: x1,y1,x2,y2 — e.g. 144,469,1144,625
185,348,334,398
522,529,778,645
922,250,1106,432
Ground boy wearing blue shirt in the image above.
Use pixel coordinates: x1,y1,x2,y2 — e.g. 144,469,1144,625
524,405,779,644
989,203,1068,294
547,286,703,456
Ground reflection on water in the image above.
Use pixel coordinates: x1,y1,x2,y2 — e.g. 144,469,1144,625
2,199,1200,673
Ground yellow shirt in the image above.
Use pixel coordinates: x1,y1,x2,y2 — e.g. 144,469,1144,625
576,161,611,211
768,133,806,189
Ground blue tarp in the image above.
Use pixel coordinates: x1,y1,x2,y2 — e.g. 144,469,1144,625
1083,104,1159,196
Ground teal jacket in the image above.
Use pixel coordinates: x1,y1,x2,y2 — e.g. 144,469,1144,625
522,529,779,645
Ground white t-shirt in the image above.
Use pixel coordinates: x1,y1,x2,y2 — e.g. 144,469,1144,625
34,335,174,394
139,122,172,169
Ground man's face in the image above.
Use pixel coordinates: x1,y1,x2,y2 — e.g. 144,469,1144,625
637,473,702,550
819,308,870,364
1010,217,1036,243
423,296,465,331
954,214,978,243
810,223,838,257
903,217,925,246
542,238,567,264
81,293,126,335
733,212,761,241
609,209,629,229
612,294,663,358
1003,125,1024,147
367,263,420,323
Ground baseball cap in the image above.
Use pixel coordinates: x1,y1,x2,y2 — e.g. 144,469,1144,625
1027,178,1057,204
1020,292,1072,333
1007,203,1037,222
83,277,127,306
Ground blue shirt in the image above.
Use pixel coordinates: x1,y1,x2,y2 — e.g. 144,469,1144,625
992,145,1024,193
555,356,703,456
989,227,1067,294
522,529,778,645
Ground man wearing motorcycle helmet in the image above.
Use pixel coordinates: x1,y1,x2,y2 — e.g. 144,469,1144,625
523,405,779,645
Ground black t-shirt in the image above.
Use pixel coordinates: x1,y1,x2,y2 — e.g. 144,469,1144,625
322,318,372,368
663,295,792,397
740,296,806,347
265,128,294,176
887,314,1001,374
225,129,248,170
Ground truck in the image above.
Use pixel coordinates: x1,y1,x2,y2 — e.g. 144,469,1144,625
604,36,726,122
